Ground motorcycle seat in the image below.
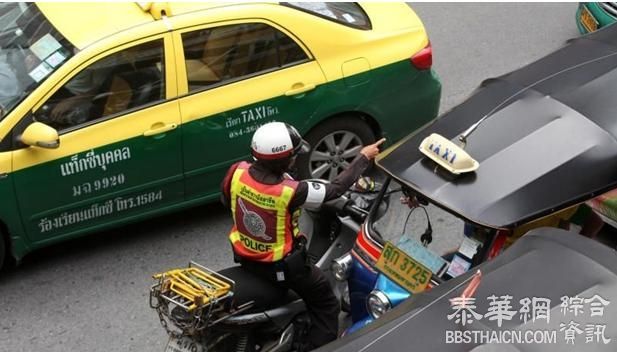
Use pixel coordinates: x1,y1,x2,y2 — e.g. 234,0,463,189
218,266,301,312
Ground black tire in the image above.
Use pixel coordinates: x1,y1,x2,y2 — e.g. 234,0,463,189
297,116,376,180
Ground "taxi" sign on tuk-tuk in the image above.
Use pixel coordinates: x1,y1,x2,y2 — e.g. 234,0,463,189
419,133,479,174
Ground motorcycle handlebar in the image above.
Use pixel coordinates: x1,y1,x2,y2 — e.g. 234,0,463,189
343,203,368,223
322,197,368,223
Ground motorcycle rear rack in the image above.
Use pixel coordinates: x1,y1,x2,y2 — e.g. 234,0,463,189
151,262,260,336
152,262,235,312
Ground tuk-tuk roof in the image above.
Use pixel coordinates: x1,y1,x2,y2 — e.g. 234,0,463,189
377,24,617,229
319,228,617,352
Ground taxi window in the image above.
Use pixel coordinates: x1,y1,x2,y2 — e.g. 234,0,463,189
285,2,371,30
33,39,165,132
182,23,309,93
0,3,75,120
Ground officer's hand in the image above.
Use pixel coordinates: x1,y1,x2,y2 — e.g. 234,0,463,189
360,138,386,160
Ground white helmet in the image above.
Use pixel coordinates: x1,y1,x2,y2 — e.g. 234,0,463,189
251,122,310,161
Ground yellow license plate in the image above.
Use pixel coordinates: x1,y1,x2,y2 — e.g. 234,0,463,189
580,6,598,32
376,242,432,294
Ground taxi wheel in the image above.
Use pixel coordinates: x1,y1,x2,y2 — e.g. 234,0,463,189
298,117,375,180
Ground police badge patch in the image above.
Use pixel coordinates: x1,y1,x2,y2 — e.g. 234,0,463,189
238,198,272,241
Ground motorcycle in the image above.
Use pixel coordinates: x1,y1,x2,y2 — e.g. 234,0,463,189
149,178,382,352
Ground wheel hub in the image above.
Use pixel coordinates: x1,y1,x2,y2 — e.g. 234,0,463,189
309,131,363,180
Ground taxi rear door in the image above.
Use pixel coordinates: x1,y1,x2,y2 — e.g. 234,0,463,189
170,16,327,202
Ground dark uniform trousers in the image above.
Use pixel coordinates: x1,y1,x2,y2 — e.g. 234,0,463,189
240,259,340,349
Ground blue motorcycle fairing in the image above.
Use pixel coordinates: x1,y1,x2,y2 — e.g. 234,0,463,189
344,275,411,336
348,254,378,322
374,273,411,307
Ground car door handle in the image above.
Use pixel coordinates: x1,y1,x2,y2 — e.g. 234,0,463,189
285,82,316,96
143,123,177,137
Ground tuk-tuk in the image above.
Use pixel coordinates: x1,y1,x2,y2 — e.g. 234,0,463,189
331,23,617,328
324,228,617,351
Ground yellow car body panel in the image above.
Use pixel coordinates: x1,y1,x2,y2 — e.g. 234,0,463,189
168,2,427,80
37,2,153,50
39,2,428,77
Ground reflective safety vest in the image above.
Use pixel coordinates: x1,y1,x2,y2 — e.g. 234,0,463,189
228,162,301,262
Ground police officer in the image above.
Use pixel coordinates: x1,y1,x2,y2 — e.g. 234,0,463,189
221,121,384,349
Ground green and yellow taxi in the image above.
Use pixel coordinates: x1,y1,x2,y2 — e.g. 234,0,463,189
0,2,441,269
